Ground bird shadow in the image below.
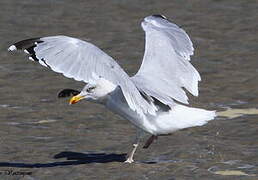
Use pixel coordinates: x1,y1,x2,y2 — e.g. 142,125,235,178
0,151,127,168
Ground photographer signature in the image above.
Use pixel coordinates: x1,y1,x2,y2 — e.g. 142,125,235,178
0,169,32,176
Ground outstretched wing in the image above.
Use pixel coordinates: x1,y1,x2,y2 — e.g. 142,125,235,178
8,35,156,117
131,15,201,107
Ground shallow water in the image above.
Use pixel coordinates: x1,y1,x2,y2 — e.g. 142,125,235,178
0,0,258,179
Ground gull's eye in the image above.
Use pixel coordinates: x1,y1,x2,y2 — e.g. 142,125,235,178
86,86,95,93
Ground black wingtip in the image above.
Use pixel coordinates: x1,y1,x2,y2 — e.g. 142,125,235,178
12,37,43,50
58,89,80,98
152,14,167,20
8,37,44,62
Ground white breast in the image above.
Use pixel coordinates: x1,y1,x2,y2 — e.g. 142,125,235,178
105,87,158,134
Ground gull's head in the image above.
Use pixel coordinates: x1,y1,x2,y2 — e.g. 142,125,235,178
69,78,116,104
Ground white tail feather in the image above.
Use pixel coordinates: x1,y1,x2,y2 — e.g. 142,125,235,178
153,104,216,134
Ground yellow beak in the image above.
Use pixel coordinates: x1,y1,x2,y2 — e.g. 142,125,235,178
69,95,84,104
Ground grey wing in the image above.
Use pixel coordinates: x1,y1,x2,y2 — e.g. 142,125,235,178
131,15,201,107
8,35,156,117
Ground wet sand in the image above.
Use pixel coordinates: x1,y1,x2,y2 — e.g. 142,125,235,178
0,0,257,179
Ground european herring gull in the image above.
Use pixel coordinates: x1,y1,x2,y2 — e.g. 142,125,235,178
8,14,216,163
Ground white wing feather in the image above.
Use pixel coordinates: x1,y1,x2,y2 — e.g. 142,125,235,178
9,35,156,117
131,15,201,106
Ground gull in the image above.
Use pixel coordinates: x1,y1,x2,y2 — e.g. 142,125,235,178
8,14,216,163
